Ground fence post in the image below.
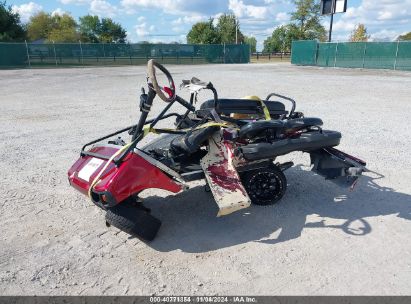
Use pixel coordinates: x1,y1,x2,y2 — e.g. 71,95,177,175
223,43,226,64
362,42,367,68
53,41,57,66
334,42,338,67
394,40,400,70
79,40,84,65
249,44,251,63
25,40,31,67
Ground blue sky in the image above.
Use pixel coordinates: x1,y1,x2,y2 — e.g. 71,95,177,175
10,0,411,50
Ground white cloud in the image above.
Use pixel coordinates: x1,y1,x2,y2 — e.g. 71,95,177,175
134,22,155,37
332,20,356,32
59,0,90,5
51,8,66,16
120,0,225,16
12,2,43,23
172,15,205,26
332,0,411,41
228,0,269,19
172,26,184,33
377,11,394,21
90,0,118,18
370,29,402,41
275,12,288,22
121,0,182,14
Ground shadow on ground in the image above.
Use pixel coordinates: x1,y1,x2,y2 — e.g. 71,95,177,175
143,166,411,253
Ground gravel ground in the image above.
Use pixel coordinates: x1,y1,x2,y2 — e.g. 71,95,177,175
1,63,411,295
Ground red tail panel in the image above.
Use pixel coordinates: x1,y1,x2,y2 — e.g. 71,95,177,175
68,145,183,206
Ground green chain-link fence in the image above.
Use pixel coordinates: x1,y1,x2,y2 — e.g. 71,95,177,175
0,42,250,68
291,40,411,71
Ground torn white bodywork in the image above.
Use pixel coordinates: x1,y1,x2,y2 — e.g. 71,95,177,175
201,131,251,217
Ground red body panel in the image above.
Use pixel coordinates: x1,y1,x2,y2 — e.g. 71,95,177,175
68,145,183,206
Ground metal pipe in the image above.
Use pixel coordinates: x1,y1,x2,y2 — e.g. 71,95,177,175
328,0,335,42
394,39,400,70
334,42,339,67
53,41,57,66
362,42,367,68
235,21,238,44
79,40,84,64
25,40,31,67
328,13,334,42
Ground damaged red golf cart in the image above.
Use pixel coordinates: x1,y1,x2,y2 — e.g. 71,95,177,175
68,60,367,241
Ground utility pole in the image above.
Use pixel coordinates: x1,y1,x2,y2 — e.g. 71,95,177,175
328,0,335,42
321,0,347,41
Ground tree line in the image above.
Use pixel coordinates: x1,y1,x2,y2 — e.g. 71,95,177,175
186,0,411,53
1,0,411,48
186,0,327,53
186,14,257,52
0,1,126,43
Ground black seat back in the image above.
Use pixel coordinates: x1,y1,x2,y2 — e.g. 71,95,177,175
170,126,220,155
238,120,284,139
285,117,323,130
200,99,287,118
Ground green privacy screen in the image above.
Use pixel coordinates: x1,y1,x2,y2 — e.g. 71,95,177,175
0,42,250,68
291,40,317,65
292,40,411,71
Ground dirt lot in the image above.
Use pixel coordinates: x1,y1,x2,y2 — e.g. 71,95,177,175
1,63,411,295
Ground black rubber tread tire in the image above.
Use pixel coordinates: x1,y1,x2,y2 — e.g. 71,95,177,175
105,203,161,241
241,165,287,206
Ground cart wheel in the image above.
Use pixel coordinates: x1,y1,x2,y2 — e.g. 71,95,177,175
105,203,161,241
241,165,287,206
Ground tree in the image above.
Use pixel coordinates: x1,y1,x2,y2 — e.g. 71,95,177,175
263,0,325,53
187,19,220,44
349,23,369,42
397,32,411,41
48,13,78,42
187,14,245,45
216,13,243,44
99,18,126,43
244,35,257,53
0,1,26,41
27,12,52,41
27,11,78,42
79,15,126,43
263,24,302,53
79,14,100,42
27,12,127,43
290,0,326,41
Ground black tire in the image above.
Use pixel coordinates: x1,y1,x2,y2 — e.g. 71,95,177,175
241,165,287,206
105,203,161,241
